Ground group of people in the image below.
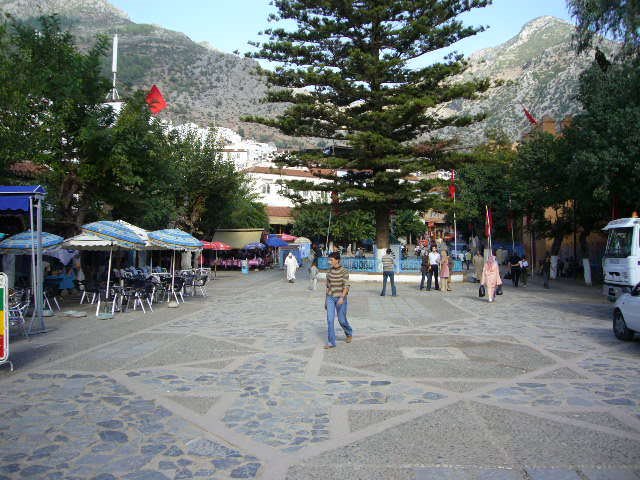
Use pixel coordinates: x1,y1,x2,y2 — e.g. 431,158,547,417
285,245,552,350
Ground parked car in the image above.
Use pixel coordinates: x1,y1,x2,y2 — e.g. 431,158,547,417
613,282,640,340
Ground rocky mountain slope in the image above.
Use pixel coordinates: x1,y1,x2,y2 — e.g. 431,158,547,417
0,0,293,145
436,16,615,145
0,2,613,148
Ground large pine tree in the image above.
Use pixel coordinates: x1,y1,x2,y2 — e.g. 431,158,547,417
246,0,491,249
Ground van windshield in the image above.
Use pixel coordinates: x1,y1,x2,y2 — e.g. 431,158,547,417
605,227,634,258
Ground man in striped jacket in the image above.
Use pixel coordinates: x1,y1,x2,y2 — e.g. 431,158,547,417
324,252,353,349
380,248,397,296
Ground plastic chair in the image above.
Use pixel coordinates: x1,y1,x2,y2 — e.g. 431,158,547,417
193,275,208,297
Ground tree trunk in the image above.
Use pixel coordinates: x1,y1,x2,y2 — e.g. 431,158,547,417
550,233,563,256
375,206,390,249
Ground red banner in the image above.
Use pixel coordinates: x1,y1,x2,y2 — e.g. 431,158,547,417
146,85,167,114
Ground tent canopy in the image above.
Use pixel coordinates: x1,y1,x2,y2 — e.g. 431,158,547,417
212,228,263,249
0,185,46,211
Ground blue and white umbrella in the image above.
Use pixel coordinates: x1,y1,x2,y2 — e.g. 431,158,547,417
0,230,63,254
148,229,203,304
82,221,146,249
80,221,145,304
148,229,203,251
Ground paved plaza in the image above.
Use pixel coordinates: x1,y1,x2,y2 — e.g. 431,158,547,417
1,269,640,479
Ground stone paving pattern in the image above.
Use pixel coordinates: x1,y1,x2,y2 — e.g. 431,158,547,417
1,270,640,479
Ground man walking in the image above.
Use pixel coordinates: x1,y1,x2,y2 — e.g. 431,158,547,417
284,252,298,283
426,245,441,291
380,248,397,296
324,252,353,349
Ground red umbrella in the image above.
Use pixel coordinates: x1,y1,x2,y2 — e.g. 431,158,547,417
202,241,232,250
281,234,297,242
200,241,232,277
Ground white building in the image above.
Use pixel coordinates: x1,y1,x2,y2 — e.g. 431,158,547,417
244,166,332,228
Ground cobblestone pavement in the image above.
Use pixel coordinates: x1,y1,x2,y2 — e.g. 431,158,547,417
1,270,640,479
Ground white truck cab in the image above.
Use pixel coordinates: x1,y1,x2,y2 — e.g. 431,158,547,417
602,217,640,301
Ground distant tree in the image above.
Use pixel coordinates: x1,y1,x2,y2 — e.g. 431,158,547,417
292,203,331,241
246,0,492,249
512,131,573,255
393,210,426,243
292,202,375,245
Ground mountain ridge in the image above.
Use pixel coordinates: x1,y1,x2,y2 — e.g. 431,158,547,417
0,2,611,147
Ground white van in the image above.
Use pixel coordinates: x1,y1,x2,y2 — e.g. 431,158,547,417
602,217,640,300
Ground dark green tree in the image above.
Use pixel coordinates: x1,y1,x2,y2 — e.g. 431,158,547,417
564,59,640,240
246,0,492,249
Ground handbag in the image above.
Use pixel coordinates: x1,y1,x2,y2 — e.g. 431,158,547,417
478,285,486,297
496,284,503,295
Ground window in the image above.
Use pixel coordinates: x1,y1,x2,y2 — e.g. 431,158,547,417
605,227,633,258
261,183,271,194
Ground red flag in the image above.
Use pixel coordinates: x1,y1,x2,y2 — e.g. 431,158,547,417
449,169,456,199
485,206,493,238
146,85,167,114
523,107,537,125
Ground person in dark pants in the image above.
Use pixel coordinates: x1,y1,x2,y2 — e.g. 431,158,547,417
380,248,397,296
509,253,521,287
426,245,440,291
542,253,551,289
419,252,429,290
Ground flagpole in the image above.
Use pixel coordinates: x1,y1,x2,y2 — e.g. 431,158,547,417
486,205,492,252
452,170,457,256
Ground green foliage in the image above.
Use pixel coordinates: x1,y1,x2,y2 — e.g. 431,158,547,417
0,16,266,237
247,0,492,247
393,210,426,240
567,0,640,57
564,59,640,219
292,203,374,244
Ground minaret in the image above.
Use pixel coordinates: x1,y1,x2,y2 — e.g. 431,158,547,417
107,33,120,101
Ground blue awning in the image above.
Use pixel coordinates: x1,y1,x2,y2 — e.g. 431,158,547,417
0,185,46,211
0,185,47,212
265,235,288,247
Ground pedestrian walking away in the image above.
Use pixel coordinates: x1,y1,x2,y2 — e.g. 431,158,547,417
308,258,319,291
464,250,472,270
509,253,521,287
440,250,452,292
519,255,529,287
284,252,298,283
324,252,353,349
472,250,484,283
481,255,503,302
426,245,441,291
380,248,397,296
